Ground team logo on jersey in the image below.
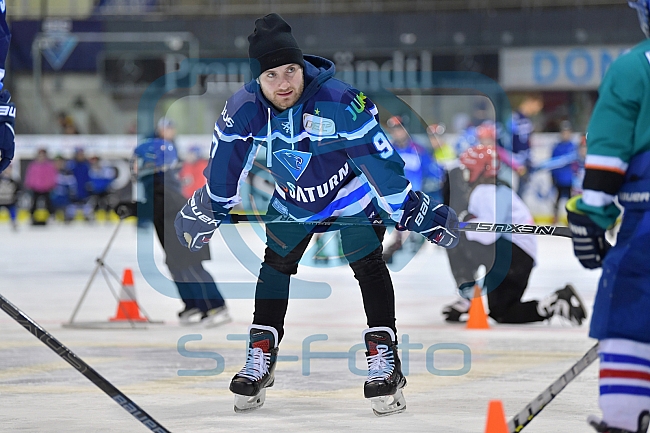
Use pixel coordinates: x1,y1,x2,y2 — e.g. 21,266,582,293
345,92,367,121
303,113,335,136
274,149,312,181
284,162,350,203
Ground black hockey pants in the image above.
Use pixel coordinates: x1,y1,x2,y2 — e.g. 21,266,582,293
447,236,544,324
253,221,396,343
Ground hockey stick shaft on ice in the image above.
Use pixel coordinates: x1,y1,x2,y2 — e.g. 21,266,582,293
508,343,599,432
0,293,172,433
227,214,573,238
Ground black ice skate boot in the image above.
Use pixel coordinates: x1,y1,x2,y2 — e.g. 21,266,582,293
538,284,587,326
588,411,650,433
363,327,407,416
442,297,471,323
229,325,279,412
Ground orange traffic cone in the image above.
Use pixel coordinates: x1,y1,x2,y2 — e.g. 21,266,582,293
484,400,508,433
466,284,489,329
109,268,146,322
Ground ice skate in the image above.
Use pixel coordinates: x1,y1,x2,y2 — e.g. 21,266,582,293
230,325,279,412
178,307,202,325
588,411,650,433
538,284,587,325
363,327,407,416
442,297,471,323
200,306,232,328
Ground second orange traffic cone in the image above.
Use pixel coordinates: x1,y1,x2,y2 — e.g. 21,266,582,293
109,268,146,322
484,400,508,433
466,284,489,329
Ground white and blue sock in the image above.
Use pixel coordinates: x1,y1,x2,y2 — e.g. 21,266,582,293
599,338,650,432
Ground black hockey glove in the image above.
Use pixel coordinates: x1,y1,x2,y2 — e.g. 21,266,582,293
114,201,137,219
399,190,459,249
0,89,16,173
566,196,611,269
175,186,228,252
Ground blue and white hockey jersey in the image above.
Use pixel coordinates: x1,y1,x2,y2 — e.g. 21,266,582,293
0,4,10,89
205,55,411,223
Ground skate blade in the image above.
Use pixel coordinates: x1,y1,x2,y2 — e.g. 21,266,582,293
234,389,266,413
179,316,202,326
203,312,232,329
370,389,406,417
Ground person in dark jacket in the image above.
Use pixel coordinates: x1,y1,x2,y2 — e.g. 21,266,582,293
131,137,230,327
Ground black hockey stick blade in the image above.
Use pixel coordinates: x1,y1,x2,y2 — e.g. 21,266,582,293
508,343,599,432
0,293,172,433
227,213,573,237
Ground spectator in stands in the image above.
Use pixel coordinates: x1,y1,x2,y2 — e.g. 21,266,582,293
426,123,456,169
0,163,20,230
179,146,208,199
51,156,76,221
65,148,93,221
88,156,117,217
57,111,79,135
469,98,492,128
70,96,90,134
24,148,57,225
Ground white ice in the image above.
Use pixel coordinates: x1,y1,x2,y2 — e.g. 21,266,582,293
0,221,602,432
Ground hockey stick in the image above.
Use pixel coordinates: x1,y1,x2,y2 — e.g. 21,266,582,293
0,293,171,433
227,214,573,238
508,343,599,432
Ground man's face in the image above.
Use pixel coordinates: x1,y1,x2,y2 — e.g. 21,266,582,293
521,98,543,117
258,63,304,111
159,126,176,142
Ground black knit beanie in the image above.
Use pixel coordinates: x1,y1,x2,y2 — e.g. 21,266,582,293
248,13,304,78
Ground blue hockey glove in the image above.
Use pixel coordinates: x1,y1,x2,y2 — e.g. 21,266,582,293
174,186,228,252
566,196,611,269
399,190,459,248
0,90,16,173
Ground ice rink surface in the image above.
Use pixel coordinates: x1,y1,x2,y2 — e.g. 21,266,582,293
1,221,604,432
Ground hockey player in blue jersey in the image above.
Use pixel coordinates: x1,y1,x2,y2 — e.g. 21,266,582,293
174,13,459,416
0,3,15,174
567,1,650,432
503,93,543,195
382,115,443,263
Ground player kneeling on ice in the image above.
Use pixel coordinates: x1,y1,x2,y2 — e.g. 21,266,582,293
174,13,458,416
442,144,587,326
